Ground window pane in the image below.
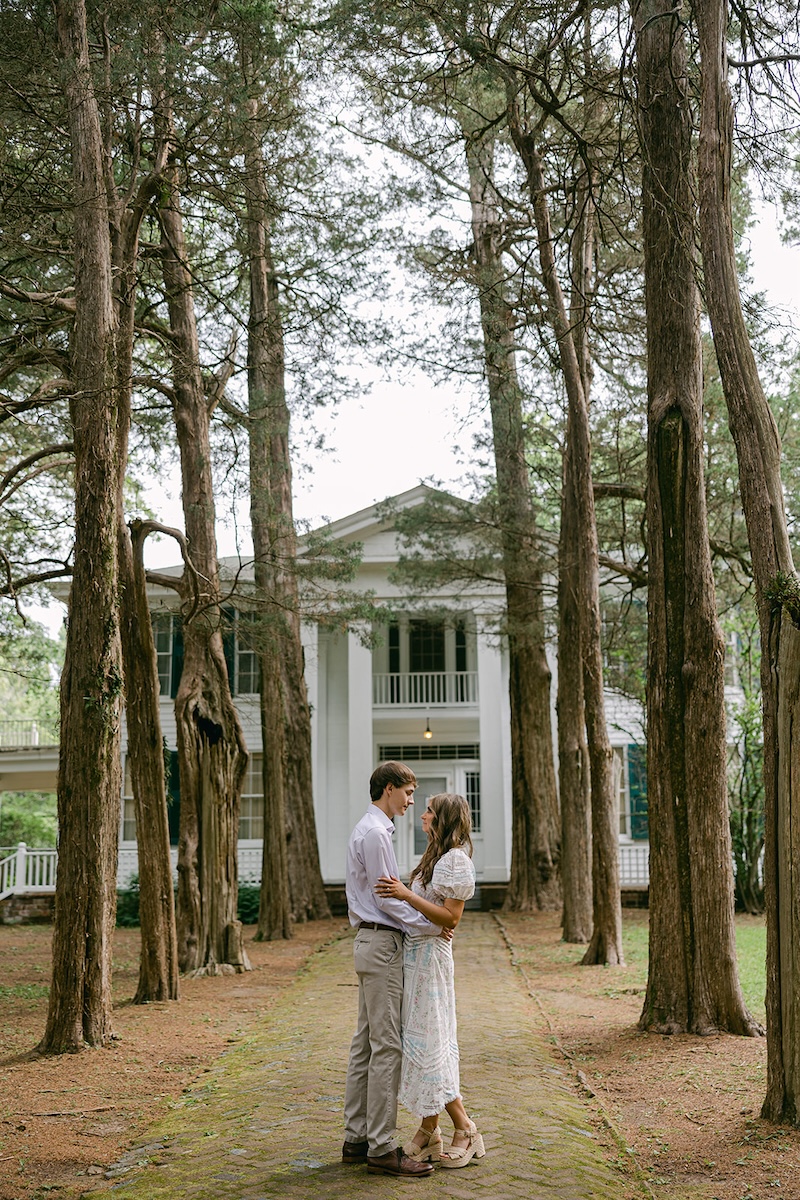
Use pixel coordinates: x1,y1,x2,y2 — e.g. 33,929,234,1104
151,613,173,696
236,614,261,695
122,760,136,841
409,620,445,672
465,771,481,834
239,753,263,839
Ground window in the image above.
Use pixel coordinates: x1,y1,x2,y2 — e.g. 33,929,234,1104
455,621,467,673
122,759,136,842
152,613,174,697
236,614,260,696
614,746,629,836
388,622,400,674
465,771,481,834
239,754,264,840
409,620,446,673
378,743,480,761
223,609,261,696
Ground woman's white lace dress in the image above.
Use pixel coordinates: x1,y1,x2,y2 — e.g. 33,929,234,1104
398,847,476,1116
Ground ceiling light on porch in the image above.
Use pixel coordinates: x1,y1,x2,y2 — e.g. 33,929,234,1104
423,718,433,740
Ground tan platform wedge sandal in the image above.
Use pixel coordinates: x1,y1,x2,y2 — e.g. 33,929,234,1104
439,1120,485,1169
402,1125,443,1163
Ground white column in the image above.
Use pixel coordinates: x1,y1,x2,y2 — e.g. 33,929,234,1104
476,617,510,882
348,628,374,828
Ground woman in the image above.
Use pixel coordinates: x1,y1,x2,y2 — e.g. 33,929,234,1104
375,792,484,1169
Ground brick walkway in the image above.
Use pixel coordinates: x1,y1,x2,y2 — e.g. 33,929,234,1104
99,915,642,1199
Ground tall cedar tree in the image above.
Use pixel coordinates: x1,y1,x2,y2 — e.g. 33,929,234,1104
695,0,800,1106
238,33,329,932
41,0,123,1052
505,86,623,963
633,0,758,1034
156,83,251,976
465,124,561,911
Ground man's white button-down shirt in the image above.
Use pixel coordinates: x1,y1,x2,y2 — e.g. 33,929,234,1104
345,806,435,935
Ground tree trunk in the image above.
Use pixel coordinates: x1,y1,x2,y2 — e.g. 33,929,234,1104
695,0,793,1096
507,103,622,962
559,176,594,945
241,82,329,932
158,140,251,976
41,0,122,1052
111,117,179,1002
634,0,759,1033
124,522,180,1001
464,129,561,912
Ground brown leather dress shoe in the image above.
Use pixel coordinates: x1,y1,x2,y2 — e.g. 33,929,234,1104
367,1148,435,1177
342,1139,369,1164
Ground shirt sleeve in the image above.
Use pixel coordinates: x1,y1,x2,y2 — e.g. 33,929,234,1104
432,849,476,901
362,826,437,935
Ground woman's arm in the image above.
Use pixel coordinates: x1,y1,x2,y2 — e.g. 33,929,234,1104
375,875,465,930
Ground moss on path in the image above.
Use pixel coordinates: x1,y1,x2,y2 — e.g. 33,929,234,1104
92,915,645,1199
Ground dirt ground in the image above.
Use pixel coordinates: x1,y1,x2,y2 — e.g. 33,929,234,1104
500,910,800,1200
0,917,350,1200
1,910,799,1200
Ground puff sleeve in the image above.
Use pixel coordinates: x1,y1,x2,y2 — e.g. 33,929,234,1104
432,848,476,901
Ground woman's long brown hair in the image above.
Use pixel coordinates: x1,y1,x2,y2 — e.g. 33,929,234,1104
410,792,473,889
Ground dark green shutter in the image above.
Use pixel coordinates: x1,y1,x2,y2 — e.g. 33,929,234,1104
170,616,184,699
167,749,181,846
628,743,648,839
222,606,236,693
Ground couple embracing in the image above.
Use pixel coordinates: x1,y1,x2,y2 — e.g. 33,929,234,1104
342,760,485,1178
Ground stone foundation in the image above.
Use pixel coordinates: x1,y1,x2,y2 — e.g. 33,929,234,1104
0,892,55,924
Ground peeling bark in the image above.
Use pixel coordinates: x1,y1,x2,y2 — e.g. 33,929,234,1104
634,0,758,1035
41,0,121,1052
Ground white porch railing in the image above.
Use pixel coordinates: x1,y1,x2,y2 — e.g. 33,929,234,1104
0,843,58,901
619,842,650,887
372,671,478,707
117,843,264,890
0,719,59,748
2,839,651,902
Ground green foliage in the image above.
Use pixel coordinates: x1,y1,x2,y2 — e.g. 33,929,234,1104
116,876,141,928
766,570,800,623
116,878,263,927
237,883,261,924
724,612,765,914
0,613,63,729
0,792,57,848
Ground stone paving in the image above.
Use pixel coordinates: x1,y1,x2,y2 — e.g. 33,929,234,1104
96,914,644,1199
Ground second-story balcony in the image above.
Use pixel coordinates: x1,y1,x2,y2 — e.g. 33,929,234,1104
0,719,59,749
373,671,478,708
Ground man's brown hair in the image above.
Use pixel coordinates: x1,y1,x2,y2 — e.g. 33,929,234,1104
369,760,417,802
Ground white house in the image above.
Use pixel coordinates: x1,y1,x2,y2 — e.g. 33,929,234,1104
122,484,651,895
0,484,652,911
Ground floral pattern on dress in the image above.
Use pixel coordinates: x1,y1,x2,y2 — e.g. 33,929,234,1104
397,847,476,1117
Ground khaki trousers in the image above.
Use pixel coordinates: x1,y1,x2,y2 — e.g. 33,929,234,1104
343,928,404,1157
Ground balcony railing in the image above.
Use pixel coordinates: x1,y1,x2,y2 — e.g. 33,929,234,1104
373,671,478,707
0,720,59,749
0,843,58,901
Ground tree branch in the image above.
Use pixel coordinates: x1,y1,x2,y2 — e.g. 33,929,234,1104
0,443,74,502
598,554,648,586
0,277,77,314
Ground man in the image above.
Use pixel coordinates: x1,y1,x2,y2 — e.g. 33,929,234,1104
342,761,440,1178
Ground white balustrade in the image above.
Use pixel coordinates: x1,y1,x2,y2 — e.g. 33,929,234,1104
0,842,58,900
372,671,478,707
1,837,653,905
0,719,59,748
618,842,650,887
